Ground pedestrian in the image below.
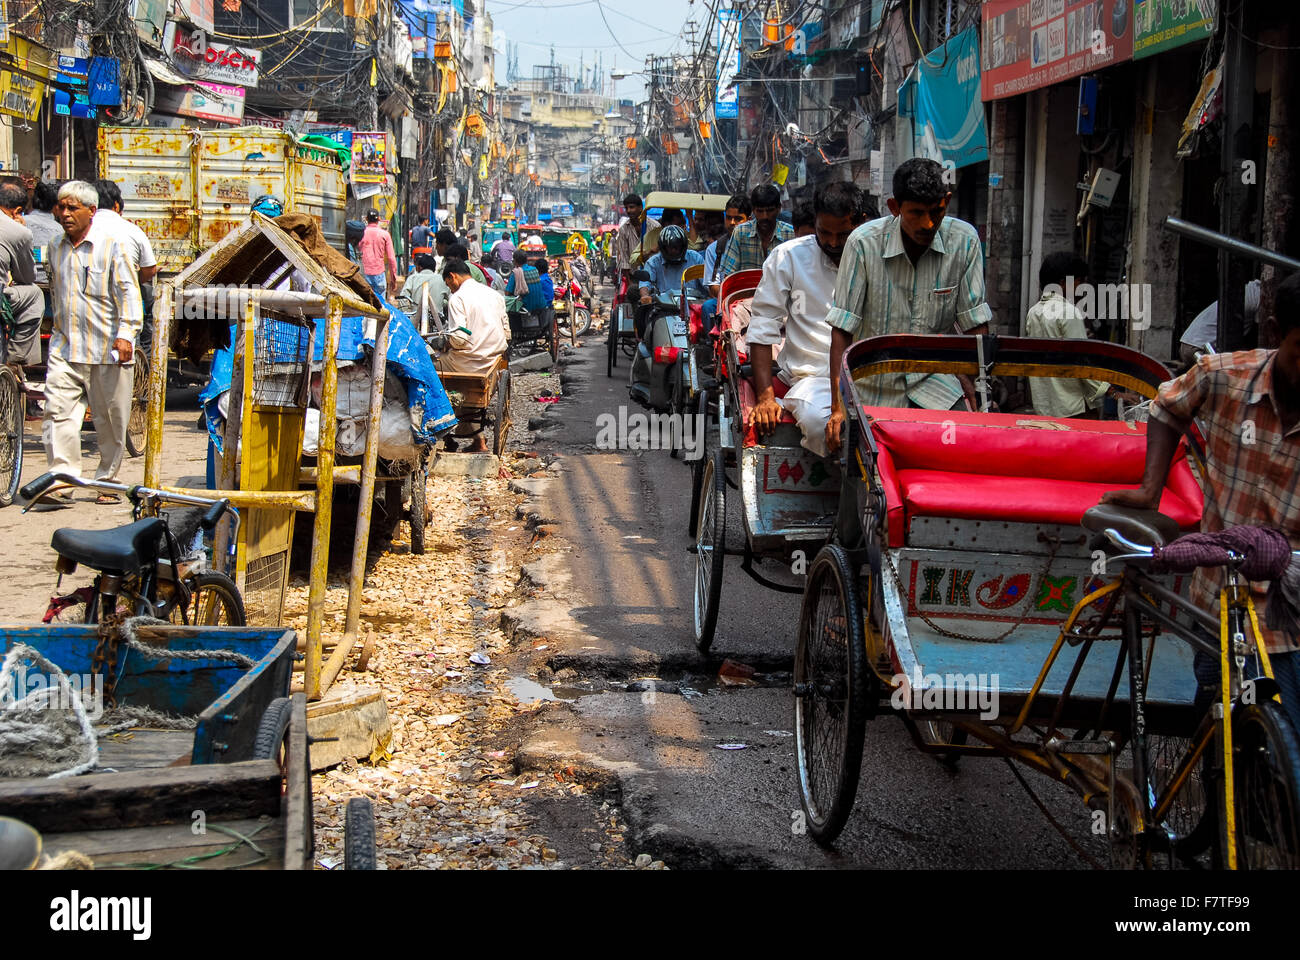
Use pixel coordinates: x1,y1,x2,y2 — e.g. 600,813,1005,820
1178,279,1261,369
715,183,793,281
747,182,866,457
1024,252,1109,418
0,177,45,370
489,231,516,274
1101,269,1300,732
358,210,397,300
824,157,993,453
40,180,143,502
411,215,432,254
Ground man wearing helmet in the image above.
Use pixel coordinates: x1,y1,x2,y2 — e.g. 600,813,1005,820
636,224,706,338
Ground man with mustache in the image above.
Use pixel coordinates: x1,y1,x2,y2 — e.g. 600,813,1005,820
716,183,792,281
747,181,866,458
824,158,992,454
613,193,659,281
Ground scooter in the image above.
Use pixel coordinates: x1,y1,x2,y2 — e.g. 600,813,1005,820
627,267,703,420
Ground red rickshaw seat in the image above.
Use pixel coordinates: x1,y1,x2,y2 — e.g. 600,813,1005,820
861,408,1204,546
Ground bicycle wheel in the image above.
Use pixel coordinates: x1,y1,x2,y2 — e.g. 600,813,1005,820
1226,700,1300,869
693,447,726,653
794,543,871,846
0,366,21,507
124,351,149,458
167,571,247,626
1146,732,1213,864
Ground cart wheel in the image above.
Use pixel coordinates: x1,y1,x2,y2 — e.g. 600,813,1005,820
124,350,150,458
409,464,427,555
253,696,293,792
0,366,23,508
1145,733,1212,865
344,797,377,870
491,370,512,455
794,543,871,846
667,364,685,460
688,390,709,537
694,446,726,653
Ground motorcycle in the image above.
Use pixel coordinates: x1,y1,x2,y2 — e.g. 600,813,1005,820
550,257,593,340
627,268,703,424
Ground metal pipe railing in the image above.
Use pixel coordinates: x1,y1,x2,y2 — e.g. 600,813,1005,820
1162,217,1300,272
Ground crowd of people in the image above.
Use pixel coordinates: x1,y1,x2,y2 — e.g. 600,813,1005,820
1,177,156,506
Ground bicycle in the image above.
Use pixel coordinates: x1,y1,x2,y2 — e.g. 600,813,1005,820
1083,504,1300,869
21,470,246,627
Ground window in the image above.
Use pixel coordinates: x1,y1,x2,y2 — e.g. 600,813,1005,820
290,0,344,32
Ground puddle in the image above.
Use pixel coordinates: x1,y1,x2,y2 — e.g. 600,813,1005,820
507,676,594,703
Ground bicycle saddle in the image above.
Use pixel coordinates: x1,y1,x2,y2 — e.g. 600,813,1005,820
50,517,166,574
1081,503,1182,550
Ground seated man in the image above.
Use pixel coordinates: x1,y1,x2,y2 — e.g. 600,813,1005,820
504,250,547,315
0,178,44,371
532,257,555,307
435,259,509,374
748,182,865,457
401,253,448,319
636,225,705,338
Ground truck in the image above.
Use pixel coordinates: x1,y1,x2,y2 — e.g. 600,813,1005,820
97,125,348,274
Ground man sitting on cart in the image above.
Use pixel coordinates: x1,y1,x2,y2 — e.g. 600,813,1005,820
434,260,510,452
824,157,993,454
747,182,866,458
636,225,705,339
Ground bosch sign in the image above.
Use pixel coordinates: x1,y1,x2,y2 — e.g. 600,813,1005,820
166,23,261,88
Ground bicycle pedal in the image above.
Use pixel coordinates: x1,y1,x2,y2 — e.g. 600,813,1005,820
1047,737,1114,755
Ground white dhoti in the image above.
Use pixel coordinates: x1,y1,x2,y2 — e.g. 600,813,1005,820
780,374,832,458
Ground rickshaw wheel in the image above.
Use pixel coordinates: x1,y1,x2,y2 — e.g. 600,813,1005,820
548,312,560,365
795,543,870,846
1224,700,1300,869
1145,733,1213,865
688,389,710,537
919,720,968,768
693,447,726,653
606,308,618,376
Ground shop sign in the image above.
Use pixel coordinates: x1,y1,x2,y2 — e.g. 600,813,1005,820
166,23,261,87
1133,0,1215,60
0,36,50,121
156,80,245,123
981,0,1133,101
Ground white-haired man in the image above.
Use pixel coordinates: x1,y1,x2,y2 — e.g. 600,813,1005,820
39,180,142,504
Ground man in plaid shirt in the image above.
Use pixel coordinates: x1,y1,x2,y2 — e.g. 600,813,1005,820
1103,271,1300,728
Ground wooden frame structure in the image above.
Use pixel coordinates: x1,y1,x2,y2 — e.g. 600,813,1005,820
145,213,394,700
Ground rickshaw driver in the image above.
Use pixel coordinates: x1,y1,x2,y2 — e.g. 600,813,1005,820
614,193,660,281
1099,270,1300,731
824,157,993,455
636,225,706,339
748,182,866,458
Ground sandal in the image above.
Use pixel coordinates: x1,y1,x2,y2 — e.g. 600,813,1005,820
34,490,73,507
95,493,122,505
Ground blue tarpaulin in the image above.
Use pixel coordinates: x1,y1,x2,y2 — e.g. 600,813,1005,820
200,299,456,455
897,26,988,171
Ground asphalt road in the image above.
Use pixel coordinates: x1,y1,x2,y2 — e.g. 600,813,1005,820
511,290,1112,869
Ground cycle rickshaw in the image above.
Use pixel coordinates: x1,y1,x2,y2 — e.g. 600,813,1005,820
792,333,1300,869
689,268,840,653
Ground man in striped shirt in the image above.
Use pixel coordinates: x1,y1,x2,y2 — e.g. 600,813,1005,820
42,180,143,495
716,183,793,281
825,158,992,453
1102,270,1300,729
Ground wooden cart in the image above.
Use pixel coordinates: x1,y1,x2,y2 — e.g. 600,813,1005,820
438,354,512,457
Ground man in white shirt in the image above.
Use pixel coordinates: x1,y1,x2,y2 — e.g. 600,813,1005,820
1025,251,1109,418
1178,278,1261,368
25,178,63,283
94,179,158,351
748,182,866,457
43,180,143,494
435,259,510,451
